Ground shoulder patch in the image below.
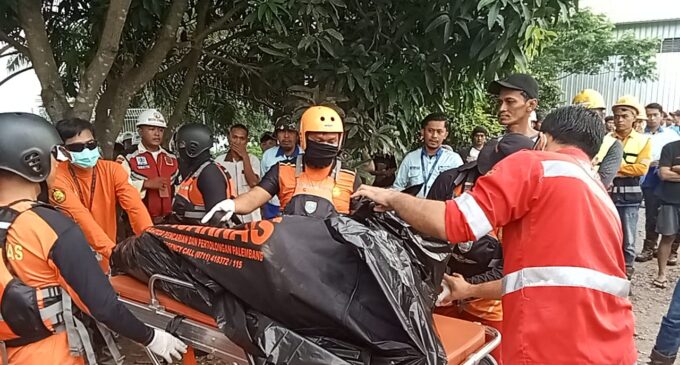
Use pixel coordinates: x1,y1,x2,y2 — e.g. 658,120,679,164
51,189,66,204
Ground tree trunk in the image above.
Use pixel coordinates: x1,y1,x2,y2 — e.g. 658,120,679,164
17,0,71,121
166,0,211,143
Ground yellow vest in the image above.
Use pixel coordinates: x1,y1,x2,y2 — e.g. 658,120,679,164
620,131,649,165
593,134,617,172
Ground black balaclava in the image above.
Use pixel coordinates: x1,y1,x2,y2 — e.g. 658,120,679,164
303,139,339,168
179,149,212,180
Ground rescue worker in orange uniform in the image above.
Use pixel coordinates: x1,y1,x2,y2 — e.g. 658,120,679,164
428,133,536,363
0,113,186,365
122,109,179,224
172,123,234,224
49,118,152,270
201,106,361,224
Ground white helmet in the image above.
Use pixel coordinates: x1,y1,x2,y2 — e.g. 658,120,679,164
136,109,167,128
116,131,135,144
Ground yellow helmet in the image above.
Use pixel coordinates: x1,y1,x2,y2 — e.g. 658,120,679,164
612,95,642,115
299,106,344,150
572,89,605,110
636,106,648,121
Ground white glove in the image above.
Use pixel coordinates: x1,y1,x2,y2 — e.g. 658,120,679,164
200,199,235,225
435,279,452,307
146,328,187,363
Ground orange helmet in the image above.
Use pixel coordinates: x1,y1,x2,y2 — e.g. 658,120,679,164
299,106,344,150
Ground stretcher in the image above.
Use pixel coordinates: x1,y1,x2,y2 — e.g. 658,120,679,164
111,274,501,365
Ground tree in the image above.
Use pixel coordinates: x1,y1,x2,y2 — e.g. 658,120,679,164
528,9,660,110
1,0,573,160
145,0,574,163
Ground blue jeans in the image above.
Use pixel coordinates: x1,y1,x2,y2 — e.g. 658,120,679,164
617,205,640,269
654,278,680,357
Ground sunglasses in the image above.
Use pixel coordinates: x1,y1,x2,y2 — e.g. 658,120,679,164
51,145,71,162
64,140,98,152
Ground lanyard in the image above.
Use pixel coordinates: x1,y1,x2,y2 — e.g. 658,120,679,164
68,165,97,210
420,148,442,194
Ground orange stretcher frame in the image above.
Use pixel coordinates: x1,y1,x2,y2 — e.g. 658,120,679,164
110,274,500,365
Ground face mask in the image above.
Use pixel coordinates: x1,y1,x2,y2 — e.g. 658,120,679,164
304,139,339,168
70,147,100,168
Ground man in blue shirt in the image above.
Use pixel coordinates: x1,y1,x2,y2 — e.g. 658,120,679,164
260,116,301,218
393,113,463,197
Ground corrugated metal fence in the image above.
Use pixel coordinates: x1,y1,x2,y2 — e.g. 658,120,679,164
559,19,680,111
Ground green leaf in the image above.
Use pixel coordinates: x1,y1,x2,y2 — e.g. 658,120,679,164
272,42,292,49
258,45,287,57
257,4,267,21
368,59,384,74
319,37,337,57
469,31,485,58
477,0,496,10
348,125,359,139
425,14,449,34
511,46,527,70
325,28,344,42
424,70,434,94
477,39,497,60
488,3,499,30
455,20,470,38
443,18,452,42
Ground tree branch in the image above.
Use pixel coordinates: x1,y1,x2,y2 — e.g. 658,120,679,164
0,31,29,56
72,0,132,120
154,55,195,80
193,3,247,43
17,0,71,121
125,0,189,92
204,28,257,52
0,66,33,88
167,0,210,133
203,51,261,72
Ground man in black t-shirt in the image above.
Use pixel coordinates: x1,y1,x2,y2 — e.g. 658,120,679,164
654,140,680,288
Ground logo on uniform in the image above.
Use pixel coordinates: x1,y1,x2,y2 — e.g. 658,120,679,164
164,156,174,166
332,186,341,198
51,189,66,204
136,156,150,169
458,241,473,253
304,200,318,214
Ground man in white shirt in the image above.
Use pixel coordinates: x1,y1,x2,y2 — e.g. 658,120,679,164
393,113,463,197
638,103,680,263
459,126,488,163
215,124,261,223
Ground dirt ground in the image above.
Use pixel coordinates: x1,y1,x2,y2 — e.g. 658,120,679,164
119,208,675,364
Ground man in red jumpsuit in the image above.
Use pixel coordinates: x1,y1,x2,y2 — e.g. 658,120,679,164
353,105,636,364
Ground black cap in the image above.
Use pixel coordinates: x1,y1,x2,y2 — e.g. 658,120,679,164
477,133,535,175
274,116,297,131
487,73,539,100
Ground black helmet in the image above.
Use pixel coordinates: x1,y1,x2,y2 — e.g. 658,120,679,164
174,123,213,158
0,113,63,182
